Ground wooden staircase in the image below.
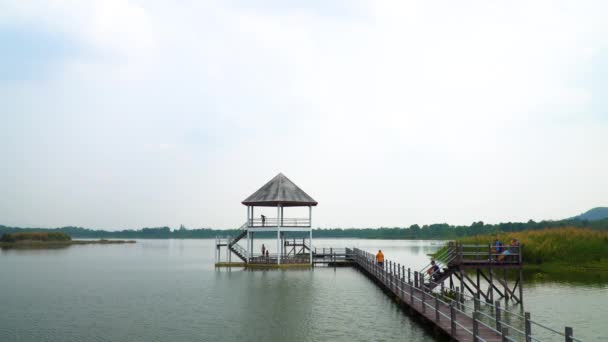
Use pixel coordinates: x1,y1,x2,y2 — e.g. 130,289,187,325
423,266,457,291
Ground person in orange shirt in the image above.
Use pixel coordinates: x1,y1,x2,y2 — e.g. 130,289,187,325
376,250,384,267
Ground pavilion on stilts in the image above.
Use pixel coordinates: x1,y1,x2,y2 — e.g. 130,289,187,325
215,173,317,268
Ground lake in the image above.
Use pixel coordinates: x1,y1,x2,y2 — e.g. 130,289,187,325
0,239,605,341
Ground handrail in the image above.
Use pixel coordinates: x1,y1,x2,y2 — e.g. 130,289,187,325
230,242,248,259
248,218,311,227
351,248,582,342
419,244,456,276
454,242,522,265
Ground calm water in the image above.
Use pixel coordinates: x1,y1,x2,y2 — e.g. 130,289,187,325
0,239,606,342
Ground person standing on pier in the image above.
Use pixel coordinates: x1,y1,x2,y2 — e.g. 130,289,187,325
261,214,266,227
262,244,266,258
376,250,384,267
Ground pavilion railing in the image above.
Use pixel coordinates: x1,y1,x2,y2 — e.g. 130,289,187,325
248,218,311,227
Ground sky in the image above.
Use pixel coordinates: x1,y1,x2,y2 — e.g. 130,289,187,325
1,0,607,230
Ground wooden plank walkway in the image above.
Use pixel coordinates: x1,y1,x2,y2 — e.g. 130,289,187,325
351,248,505,342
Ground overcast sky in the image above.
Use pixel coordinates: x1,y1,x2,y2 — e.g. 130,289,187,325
1,0,607,230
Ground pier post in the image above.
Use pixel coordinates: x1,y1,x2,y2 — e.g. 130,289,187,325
455,287,460,311
473,311,480,342
386,261,390,289
421,273,426,312
394,263,398,293
391,261,395,284
501,327,509,342
489,267,494,303
410,278,414,304
414,271,419,288
389,261,394,291
394,264,398,293
460,283,464,307
375,258,379,278
459,269,464,302
565,327,573,342
519,268,524,305
398,263,401,281
408,268,411,284
394,265,398,293
503,269,508,304
434,294,440,322
450,301,456,336
495,300,502,332
382,261,386,284
476,269,481,301
519,245,524,304
524,312,531,342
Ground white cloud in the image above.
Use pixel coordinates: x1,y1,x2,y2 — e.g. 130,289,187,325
1,0,607,228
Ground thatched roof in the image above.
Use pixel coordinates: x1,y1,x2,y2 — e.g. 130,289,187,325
242,173,318,207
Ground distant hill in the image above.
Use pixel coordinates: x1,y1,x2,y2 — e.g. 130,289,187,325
573,207,608,221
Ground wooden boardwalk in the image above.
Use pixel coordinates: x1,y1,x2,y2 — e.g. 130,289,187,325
350,248,582,342
352,248,517,342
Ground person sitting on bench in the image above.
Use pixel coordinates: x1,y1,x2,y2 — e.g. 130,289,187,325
427,260,442,281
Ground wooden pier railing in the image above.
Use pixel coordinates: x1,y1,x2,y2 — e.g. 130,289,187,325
247,217,311,227
351,248,582,342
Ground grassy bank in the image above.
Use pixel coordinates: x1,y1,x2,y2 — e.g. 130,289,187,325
0,231,71,243
452,228,608,274
0,231,135,249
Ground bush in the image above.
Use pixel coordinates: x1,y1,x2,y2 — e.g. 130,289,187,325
0,232,71,242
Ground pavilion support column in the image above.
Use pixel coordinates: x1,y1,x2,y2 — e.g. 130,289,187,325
309,205,313,265
309,229,313,265
250,232,254,261
246,231,250,263
276,230,281,265
277,205,281,265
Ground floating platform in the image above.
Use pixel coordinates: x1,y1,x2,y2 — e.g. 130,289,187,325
214,262,311,269
214,262,247,267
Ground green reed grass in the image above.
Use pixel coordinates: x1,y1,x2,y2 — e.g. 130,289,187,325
0,231,71,243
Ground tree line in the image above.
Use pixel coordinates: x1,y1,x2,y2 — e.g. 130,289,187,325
1,218,607,240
